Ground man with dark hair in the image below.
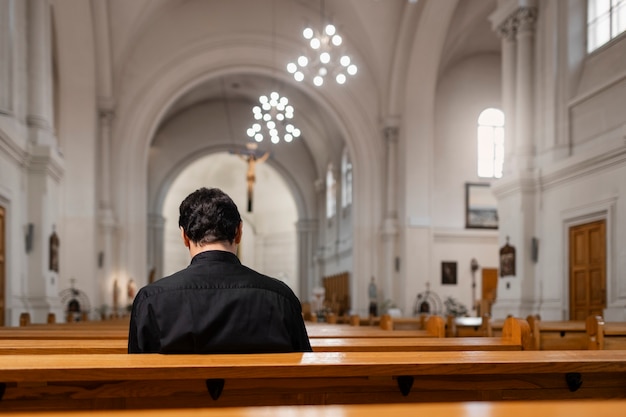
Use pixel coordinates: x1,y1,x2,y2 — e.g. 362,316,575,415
128,187,311,353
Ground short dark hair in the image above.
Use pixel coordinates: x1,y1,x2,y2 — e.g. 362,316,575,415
178,188,242,245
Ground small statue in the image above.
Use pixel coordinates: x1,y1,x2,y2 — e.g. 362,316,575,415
368,277,378,317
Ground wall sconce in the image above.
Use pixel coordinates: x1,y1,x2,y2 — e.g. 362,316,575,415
24,223,34,253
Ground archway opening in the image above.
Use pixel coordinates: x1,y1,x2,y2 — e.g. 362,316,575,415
161,152,299,293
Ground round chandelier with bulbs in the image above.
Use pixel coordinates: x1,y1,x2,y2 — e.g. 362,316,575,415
287,24,357,87
246,91,301,144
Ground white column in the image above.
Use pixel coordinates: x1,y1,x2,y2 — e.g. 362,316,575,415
25,147,64,322
97,105,118,308
296,219,318,303
496,17,517,175
147,213,165,284
0,0,13,113
381,125,399,308
26,0,55,146
514,7,538,173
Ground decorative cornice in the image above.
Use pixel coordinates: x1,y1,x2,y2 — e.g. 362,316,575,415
541,146,626,191
0,129,28,166
25,144,65,182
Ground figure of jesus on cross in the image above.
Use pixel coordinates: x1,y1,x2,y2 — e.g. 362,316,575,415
234,143,270,212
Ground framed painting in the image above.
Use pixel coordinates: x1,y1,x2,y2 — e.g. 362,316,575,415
441,261,457,285
465,183,498,229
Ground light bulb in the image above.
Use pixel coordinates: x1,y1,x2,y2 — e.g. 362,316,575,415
267,121,276,129
332,35,342,46
294,71,304,82
259,95,268,104
325,24,336,36
287,62,297,73
314,76,323,86
310,38,321,49
276,113,284,121
247,128,255,137
293,128,301,137
284,134,293,142
347,64,357,75
254,133,263,142
336,74,346,84
340,56,350,66
303,27,314,39
298,56,308,67
320,52,330,64
271,136,279,144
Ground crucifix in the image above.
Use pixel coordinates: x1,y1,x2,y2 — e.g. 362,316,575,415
232,143,270,212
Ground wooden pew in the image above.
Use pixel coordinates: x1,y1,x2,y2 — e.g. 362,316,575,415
313,316,529,351
0,319,527,354
526,315,587,350
0,350,625,410
446,314,492,337
0,328,128,340
586,315,626,350
1,400,626,417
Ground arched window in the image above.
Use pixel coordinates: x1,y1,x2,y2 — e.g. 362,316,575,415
477,108,504,179
326,164,336,219
341,149,352,209
588,0,626,53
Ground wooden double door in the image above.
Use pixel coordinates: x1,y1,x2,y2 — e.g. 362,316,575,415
569,220,606,320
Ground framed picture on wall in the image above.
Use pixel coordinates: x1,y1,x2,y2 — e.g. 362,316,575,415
465,183,498,229
441,261,457,285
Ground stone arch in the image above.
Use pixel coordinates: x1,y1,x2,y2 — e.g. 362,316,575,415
112,36,383,312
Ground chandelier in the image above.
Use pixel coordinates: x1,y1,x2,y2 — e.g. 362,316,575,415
246,91,301,144
287,23,358,87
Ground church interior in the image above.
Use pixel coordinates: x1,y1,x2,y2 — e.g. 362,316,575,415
1,0,625,327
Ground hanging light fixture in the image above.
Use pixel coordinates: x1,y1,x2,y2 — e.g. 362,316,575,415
246,91,301,144
286,2,357,87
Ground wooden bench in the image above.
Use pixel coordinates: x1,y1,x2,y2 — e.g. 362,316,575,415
0,399,625,417
311,315,528,351
586,315,626,350
446,315,492,337
0,318,529,354
0,350,625,410
526,315,588,350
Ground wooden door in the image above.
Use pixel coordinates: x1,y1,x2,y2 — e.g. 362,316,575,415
480,268,498,316
0,206,4,325
569,220,606,320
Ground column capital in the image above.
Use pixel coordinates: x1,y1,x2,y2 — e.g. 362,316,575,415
383,125,399,143
514,7,538,34
490,3,538,39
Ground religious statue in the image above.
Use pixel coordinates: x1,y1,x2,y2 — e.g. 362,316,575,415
500,236,516,277
49,226,60,272
233,143,270,212
368,277,378,317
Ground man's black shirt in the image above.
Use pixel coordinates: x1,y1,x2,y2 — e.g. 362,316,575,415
128,250,312,353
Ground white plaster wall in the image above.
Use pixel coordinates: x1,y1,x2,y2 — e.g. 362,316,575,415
539,162,626,320
427,53,501,314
